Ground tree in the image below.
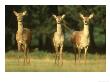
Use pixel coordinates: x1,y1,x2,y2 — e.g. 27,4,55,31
5,5,106,53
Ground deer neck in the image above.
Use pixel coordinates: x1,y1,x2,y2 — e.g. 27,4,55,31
56,23,62,35
83,24,89,36
17,21,24,33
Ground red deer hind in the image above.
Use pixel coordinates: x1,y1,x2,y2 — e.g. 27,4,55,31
71,13,94,64
13,11,32,64
52,14,65,65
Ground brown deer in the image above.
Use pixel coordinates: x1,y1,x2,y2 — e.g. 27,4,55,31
52,14,65,65
71,13,94,64
13,11,32,64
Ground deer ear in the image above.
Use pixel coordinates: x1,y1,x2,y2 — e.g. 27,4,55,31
23,11,27,15
13,11,18,16
89,13,94,19
62,14,65,19
80,13,84,19
53,15,57,19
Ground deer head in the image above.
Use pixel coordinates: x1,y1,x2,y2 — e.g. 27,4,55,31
80,13,94,25
13,11,27,22
53,14,65,24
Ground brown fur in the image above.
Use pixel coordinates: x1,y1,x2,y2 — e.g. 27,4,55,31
14,11,32,64
16,28,32,45
71,13,94,64
71,31,83,47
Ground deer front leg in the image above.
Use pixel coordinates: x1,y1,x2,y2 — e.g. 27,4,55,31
17,43,21,64
84,46,88,64
60,44,63,65
55,46,59,64
24,44,28,64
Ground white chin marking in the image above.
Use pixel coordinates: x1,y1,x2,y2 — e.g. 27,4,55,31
19,41,22,43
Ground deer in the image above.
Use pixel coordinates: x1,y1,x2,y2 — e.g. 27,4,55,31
52,14,65,65
13,11,32,64
71,13,94,64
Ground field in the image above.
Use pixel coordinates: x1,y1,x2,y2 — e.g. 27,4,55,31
5,51,106,72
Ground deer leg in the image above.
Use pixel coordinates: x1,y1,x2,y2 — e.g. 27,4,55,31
60,44,63,65
24,44,28,64
27,48,31,64
23,44,30,64
23,53,26,65
78,48,81,63
26,47,28,64
54,46,57,64
17,43,21,64
84,46,88,64
74,47,77,64
53,40,57,64
55,46,58,64
56,47,59,65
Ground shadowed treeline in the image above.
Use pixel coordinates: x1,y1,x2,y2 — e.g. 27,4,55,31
5,5,106,54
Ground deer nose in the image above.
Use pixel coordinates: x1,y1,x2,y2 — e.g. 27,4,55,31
57,21,60,23
85,21,87,23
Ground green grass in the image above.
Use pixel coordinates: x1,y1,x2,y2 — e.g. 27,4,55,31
5,51,106,72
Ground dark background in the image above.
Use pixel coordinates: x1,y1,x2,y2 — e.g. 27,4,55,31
5,5,106,54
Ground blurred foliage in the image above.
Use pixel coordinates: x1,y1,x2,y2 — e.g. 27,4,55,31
5,5,106,53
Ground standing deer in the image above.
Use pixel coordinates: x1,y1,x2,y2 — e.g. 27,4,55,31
71,13,94,64
52,14,65,65
13,11,32,64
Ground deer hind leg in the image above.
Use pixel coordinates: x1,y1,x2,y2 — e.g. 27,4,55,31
73,47,77,64
78,48,81,63
84,46,88,64
59,44,63,65
23,44,30,64
27,47,30,64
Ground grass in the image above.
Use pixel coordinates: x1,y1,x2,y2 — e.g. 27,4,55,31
5,50,106,72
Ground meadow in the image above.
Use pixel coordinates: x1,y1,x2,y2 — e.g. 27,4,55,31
5,50,106,72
